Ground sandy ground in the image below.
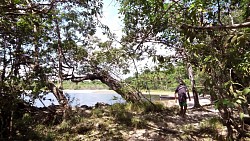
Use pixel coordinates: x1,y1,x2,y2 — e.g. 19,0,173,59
158,95,217,111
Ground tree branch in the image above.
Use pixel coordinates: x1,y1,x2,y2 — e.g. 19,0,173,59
64,73,100,82
217,0,222,25
181,22,250,30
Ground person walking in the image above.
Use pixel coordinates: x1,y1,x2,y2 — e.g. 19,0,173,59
175,82,191,117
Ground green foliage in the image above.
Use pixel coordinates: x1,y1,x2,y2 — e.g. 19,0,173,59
108,102,164,128
198,117,224,137
131,116,147,129
243,87,250,95
0,0,104,139
92,108,105,118
63,80,109,90
119,0,250,139
125,64,191,91
110,101,164,115
1,0,250,139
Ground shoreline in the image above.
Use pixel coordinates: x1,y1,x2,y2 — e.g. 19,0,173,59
63,89,174,96
63,89,117,94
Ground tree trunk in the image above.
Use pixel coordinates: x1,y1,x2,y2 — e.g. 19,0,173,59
46,80,71,119
54,17,63,89
69,71,144,103
46,81,69,107
219,107,234,140
187,63,201,108
99,71,144,103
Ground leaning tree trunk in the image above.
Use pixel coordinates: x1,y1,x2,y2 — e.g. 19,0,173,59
187,63,201,108
31,64,69,108
99,71,144,103
46,81,69,107
70,71,144,103
46,80,70,119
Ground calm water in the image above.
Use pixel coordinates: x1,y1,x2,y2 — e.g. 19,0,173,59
33,90,126,107
25,90,211,108
27,90,169,107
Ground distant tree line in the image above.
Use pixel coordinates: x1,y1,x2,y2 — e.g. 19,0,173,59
125,63,194,91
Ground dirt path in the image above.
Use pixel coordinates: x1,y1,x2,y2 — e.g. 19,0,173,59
124,96,222,141
158,95,216,110
76,96,223,141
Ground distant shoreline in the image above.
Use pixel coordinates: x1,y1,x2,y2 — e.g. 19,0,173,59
63,89,174,96
63,89,117,94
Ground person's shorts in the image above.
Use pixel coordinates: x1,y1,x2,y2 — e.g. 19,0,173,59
179,101,187,107
178,93,187,106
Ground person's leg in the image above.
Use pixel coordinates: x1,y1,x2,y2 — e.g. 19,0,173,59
180,104,184,116
183,105,187,117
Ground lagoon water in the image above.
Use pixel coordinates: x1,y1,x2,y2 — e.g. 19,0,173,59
33,90,125,107
29,90,210,108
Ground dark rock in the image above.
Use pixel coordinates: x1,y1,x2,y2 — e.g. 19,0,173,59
80,105,92,110
95,102,110,108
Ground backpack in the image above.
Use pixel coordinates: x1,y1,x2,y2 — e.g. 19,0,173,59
176,85,187,101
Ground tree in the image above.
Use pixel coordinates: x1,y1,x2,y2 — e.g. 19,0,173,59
125,63,191,91
0,0,151,138
0,0,104,138
118,0,201,107
179,1,250,139
118,0,250,139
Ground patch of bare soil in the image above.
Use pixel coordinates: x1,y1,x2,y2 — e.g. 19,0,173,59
122,105,222,141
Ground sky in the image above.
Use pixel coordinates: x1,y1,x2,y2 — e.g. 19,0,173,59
97,0,174,54
96,0,123,41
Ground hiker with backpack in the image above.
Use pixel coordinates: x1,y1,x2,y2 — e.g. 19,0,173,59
175,82,191,117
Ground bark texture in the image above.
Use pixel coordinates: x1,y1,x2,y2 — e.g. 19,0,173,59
187,63,201,108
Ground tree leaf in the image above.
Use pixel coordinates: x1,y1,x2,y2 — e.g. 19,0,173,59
240,112,244,120
222,99,230,105
236,99,242,104
243,87,250,95
230,35,238,43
